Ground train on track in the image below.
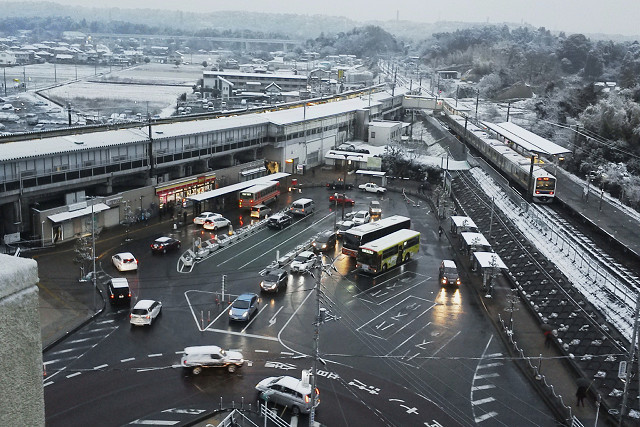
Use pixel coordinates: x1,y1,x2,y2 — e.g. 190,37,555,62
441,107,556,203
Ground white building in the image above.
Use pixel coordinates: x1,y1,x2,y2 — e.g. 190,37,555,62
368,121,402,146
0,51,16,65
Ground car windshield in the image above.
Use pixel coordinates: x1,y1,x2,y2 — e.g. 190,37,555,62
234,300,250,309
294,255,309,262
317,234,331,243
265,273,280,281
355,212,366,218
338,223,351,231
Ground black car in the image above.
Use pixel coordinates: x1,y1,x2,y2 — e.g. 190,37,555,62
326,180,353,191
312,230,338,252
267,212,293,229
108,278,131,305
150,236,181,253
260,268,288,293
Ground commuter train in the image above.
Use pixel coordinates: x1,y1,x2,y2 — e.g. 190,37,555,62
441,111,556,203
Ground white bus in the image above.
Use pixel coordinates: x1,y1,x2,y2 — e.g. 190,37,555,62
238,181,280,209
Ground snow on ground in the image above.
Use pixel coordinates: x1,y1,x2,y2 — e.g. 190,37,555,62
468,166,635,345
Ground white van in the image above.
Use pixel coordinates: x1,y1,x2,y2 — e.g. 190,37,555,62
250,204,271,219
290,198,315,216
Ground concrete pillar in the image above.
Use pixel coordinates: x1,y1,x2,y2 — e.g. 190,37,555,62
0,254,44,426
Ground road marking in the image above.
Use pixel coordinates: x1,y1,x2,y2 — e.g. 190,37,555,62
430,330,461,357
385,322,432,356
475,411,498,422
148,353,162,358
484,352,502,359
241,304,269,333
130,420,180,425
66,372,81,378
269,306,284,327
472,384,496,391
255,349,269,353
232,212,334,269
471,397,496,406
49,346,92,355
43,381,54,387
121,357,135,363
67,337,93,344
281,351,294,356
93,364,108,370
206,328,279,341
96,319,115,325
277,284,316,356
473,373,499,380
477,362,502,369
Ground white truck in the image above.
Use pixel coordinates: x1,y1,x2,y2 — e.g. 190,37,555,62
359,183,386,194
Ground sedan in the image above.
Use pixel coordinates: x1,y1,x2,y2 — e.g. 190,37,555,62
290,251,316,273
260,269,288,293
312,230,337,252
193,211,222,225
228,293,259,322
329,193,355,206
150,236,181,253
112,252,138,272
335,220,354,238
130,300,162,326
203,216,231,231
352,210,371,225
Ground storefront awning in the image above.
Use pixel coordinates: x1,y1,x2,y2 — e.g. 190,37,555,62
48,203,110,223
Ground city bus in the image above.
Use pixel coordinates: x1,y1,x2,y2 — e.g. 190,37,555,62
356,229,421,274
238,181,280,209
342,215,411,257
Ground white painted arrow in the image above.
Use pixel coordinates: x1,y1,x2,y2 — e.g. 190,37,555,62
269,306,284,327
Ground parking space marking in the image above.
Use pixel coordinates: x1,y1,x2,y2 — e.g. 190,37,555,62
232,212,334,269
66,372,81,378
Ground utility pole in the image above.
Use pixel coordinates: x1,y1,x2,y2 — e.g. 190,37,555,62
475,89,480,122
89,197,97,312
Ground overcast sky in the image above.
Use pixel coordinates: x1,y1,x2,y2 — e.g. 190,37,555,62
24,0,640,37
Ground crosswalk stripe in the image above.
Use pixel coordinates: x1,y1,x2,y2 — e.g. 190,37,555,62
477,362,502,369
472,397,495,406
474,373,499,380
475,411,498,422
472,384,496,391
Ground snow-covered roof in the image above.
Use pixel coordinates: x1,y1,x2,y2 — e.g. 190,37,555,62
483,121,570,156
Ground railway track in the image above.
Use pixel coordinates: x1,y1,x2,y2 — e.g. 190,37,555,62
450,167,638,419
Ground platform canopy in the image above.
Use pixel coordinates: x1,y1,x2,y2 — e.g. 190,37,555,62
473,252,508,270
483,121,571,156
187,172,290,202
48,203,110,223
450,216,478,231
461,232,491,248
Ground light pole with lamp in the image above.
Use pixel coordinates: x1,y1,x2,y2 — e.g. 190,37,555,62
41,220,45,248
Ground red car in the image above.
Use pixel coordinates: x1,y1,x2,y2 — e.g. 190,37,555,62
329,193,355,206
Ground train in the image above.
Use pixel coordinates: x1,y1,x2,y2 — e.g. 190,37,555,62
441,108,556,203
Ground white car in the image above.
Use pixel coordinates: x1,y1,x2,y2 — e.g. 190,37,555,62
203,216,231,231
352,210,371,225
112,252,138,272
358,183,386,194
129,299,162,326
290,251,316,273
181,345,244,374
255,375,319,414
193,211,222,225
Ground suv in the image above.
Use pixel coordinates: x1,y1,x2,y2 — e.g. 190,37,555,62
255,375,320,415
181,345,244,374
108,278,131,305
260,269,288,293
439,260,461,286
267,212,293,229
290,251,316,273
312,230,337,252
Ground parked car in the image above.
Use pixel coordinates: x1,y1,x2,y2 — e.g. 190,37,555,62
312,230,338,252
267,212,293,229
150,236,181,253
228,293,259,321
290,251,316,273
352,210,371,226
255,375,320,415
369,200,382,217
335,220,355,238
108,278,131,305
181,345,244,374
203,216,231,231
260,268,288,293
112,252,138,272
130,299,162,326
193,211,222,225
359,183,386,194
329,193,355,206
326,180,353,191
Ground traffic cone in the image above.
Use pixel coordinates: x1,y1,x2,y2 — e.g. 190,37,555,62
43,363,47,377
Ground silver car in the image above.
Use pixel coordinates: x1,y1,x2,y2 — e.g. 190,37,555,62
181,345,244,374
255,375,319,415
129,299,162,326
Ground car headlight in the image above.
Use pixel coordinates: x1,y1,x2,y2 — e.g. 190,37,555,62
228,309,233,316
242,312,248,318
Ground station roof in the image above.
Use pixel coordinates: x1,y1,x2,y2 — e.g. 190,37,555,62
473,252,508,270
482,121,571,156
48,202,110,223
187,172,289,202
325,150,374,162
461,232,491,248
450,216,478,230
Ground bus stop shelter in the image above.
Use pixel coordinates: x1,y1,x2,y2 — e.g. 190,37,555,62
460,232,491,257
450,216,478,235
472,251,508,293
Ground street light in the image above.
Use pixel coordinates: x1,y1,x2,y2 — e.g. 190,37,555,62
41,220,45,248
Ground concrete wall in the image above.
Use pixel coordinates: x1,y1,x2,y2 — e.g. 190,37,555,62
0,254,44,426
